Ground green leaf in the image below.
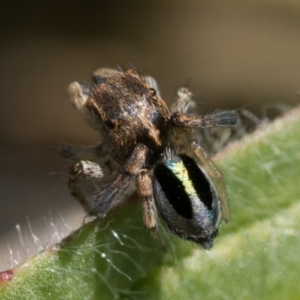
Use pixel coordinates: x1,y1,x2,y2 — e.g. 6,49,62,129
1,107,300,300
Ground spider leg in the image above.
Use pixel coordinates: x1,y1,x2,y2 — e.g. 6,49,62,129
68,161,103,213
137,170,159,241
90,144,148,216
63,141,117,214
67,81,92,113
92,68,119,84
170,87,196,114
191,141,230,221
172,110,240,128
60,143,103,162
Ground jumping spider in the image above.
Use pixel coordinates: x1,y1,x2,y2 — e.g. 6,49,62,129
62,68,239,249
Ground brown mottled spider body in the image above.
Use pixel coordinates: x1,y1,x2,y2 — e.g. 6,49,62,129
86,69,170,165
63,68,239,249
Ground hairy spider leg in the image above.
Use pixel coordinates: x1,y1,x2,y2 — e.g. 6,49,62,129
137,170,159,240
68,160,104,212
90,144,148,216
190,141,230,221
61,143,103,162
172,110,240,128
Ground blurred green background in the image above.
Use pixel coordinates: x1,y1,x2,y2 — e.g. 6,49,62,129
1,0,300,271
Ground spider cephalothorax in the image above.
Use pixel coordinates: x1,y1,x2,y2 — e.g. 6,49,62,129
62,68,239,249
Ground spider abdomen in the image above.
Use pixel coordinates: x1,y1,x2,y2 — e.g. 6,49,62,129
153,154,221,249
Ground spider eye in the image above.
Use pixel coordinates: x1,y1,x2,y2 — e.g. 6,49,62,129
105,120,115,129
153,154,220,249
149,88,156,96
